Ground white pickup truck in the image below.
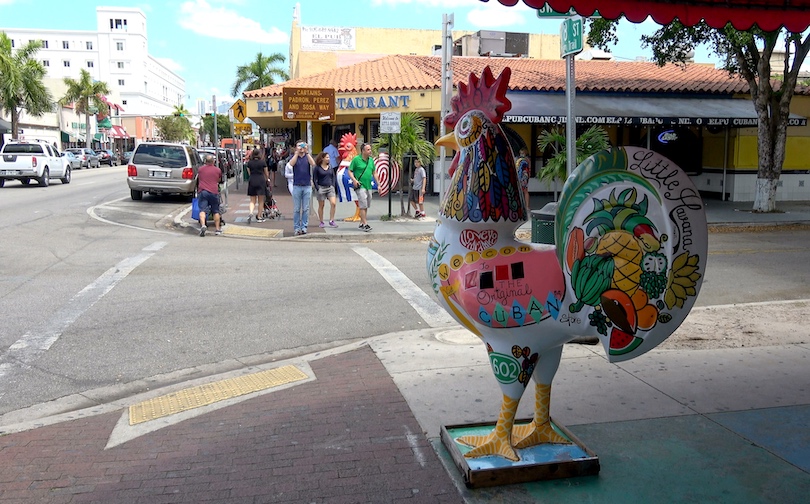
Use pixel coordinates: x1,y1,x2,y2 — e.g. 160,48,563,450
0,139,71,187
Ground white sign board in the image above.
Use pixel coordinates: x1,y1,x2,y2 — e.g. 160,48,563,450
380,112,401,134
300,26,356,52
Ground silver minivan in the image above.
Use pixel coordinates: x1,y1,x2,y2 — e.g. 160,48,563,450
126,142,200,200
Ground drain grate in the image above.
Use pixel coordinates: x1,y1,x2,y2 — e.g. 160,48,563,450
128,365,308,425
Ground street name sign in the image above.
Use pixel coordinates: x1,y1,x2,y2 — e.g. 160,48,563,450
560,16,584,58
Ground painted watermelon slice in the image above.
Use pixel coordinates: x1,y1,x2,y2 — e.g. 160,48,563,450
609,327,644,356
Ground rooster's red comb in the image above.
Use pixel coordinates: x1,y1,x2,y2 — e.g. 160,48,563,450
445,66,511,128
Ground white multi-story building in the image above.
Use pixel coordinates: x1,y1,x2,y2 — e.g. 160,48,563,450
1,6,185,146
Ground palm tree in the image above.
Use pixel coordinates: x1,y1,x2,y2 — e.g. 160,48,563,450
172,104,191,117
0,33,53,139
231,52,289,96
536,125,610,198
59,69,110,149
372,112,435,216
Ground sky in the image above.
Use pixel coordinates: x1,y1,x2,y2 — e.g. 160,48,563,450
0,0,723,112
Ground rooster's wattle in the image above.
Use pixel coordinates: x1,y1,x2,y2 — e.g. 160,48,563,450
427,66,708,462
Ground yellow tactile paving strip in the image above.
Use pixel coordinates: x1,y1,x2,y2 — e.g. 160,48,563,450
222,226,283,238
128,365,308,425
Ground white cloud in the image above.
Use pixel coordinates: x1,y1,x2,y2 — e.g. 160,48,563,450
178,0,288,45
466,3,533,29
371,0,473,6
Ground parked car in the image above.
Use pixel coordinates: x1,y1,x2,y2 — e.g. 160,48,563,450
122,151,133,164
61,151,82,171
0,139,70,187
65,148,100,169
99,149,119,166
199,148,234,177
127,142,200,200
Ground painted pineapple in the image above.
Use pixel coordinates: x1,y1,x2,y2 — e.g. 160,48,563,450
427,66,708,462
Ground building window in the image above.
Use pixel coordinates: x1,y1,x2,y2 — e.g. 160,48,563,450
117,62,124,69
40,40,48,49
62,40,69,49
63,60,70,67
116,42,124,51
86,41,93,50
10,39,14,48
87,61,94,68
42,60,49,67
118,79,125,86
122,100,127,105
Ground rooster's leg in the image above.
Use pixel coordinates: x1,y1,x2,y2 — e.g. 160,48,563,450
456,394,520,461
512,345,571,448
343,202,361,222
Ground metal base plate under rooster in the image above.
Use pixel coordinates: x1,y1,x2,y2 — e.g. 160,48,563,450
427,66,707,485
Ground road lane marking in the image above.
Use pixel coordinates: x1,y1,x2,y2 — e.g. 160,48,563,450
0,242,168,384
87,197,176,235
352,246,455,328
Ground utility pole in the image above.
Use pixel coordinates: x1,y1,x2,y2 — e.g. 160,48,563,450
438,13,454,199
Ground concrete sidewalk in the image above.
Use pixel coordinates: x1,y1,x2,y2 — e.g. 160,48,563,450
1,318,808,502
181,178,810,239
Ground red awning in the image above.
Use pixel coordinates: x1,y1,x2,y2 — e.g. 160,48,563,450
486,0,810,32
108,125,129,139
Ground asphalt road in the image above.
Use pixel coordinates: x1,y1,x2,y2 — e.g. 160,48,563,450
0,167,807,418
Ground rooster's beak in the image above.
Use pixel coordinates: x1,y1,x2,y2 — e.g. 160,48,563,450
435,132,457,150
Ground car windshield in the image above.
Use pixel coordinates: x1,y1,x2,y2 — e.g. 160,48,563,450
3,144,45,154
132,144,188,168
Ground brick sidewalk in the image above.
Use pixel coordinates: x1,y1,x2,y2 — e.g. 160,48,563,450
0,346,462,503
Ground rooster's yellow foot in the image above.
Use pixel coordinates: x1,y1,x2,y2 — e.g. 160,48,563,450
457,433,519,462
512,420,571,449
343,215,361,222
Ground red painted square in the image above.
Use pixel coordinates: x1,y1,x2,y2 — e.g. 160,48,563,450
495,264,509,281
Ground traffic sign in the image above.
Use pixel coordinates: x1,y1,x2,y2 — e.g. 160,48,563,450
282,87,335,122
233,123,252,135
537,2,574,17
560,16,584,58
380,112,401,134
230,99,246,122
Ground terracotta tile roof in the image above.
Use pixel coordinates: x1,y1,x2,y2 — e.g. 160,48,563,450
243,54,797,99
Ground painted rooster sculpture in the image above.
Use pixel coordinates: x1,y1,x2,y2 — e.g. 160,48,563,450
427,67,707,462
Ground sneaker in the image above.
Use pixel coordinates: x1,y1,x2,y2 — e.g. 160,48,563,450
359,223,365,229
294,230,302,236
328,220,338,228
256,216,266,223
215,230,222,236
199,225,207,237
363,224,372,232
301,229,307,235
319,221,325,228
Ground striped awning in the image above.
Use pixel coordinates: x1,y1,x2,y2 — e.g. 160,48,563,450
108,125,130,139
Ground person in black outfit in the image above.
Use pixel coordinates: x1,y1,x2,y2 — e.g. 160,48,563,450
246,148,270,223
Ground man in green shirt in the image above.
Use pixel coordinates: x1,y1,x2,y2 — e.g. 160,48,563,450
348,143,379,232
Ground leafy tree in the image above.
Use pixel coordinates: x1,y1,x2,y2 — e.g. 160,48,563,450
231,52,289,97
199,113,231,145
536,125,610,199
0,33,53,139
372,112,435,216
588,19,810,212
154,115,194,143
59,69,110,149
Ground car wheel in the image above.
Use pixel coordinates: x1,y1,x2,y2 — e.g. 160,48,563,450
61,167,71,184
38,168,49,187
21,178,31,185
131,189,143,200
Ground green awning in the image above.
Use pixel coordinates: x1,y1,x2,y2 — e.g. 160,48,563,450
61,131,70,142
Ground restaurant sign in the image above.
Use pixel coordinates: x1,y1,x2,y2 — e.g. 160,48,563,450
502,114,808,127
